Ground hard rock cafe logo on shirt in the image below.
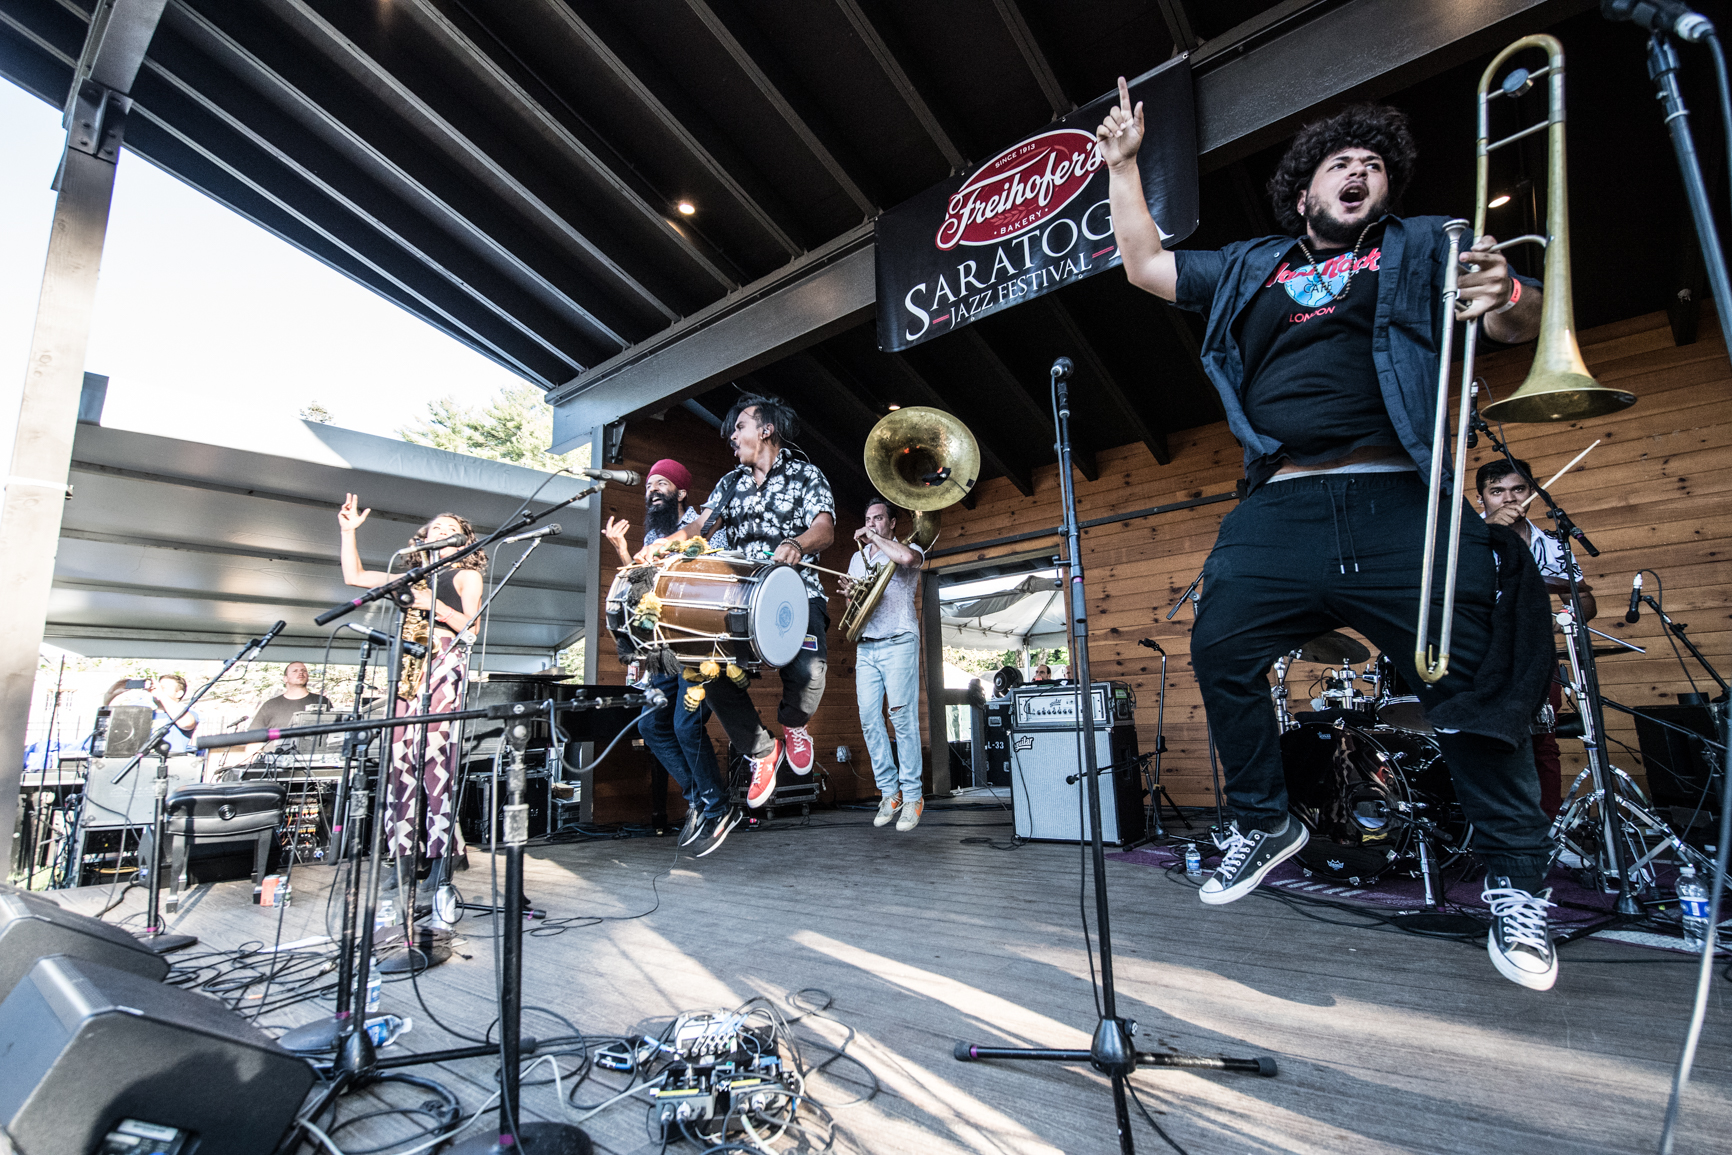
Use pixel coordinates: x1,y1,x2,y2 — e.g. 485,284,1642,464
1266,246,1383,310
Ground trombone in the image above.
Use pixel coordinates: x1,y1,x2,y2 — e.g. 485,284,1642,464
1413,34,1636,684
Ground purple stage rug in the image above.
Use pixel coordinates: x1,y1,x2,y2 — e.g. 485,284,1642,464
1110,844,1621,933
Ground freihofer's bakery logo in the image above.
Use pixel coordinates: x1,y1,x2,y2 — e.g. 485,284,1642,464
936,129,1103,250
874,57,1197,351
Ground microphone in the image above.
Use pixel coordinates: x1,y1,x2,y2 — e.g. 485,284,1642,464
259,620,286,648
503,523,562,544
1625,572,1644,624
577,467,643,485
414,534,465,551
1601,0,1713,41
1050,356,1074,381
345,622,427,657
1466,382,1480,449
1137,638,1164,654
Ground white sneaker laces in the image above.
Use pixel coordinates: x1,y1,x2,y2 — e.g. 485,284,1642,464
1483,887,1555,952
1216,828,1258,876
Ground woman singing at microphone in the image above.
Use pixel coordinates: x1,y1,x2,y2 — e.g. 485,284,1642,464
338,493,484,900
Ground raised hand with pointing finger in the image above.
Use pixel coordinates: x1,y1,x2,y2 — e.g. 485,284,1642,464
1096,76,1144,170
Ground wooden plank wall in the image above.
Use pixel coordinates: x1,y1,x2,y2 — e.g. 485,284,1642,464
589,406,877,822
932,307,1731,807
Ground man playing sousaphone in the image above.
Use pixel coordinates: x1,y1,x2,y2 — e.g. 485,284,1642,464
655,394,836,811
338,494,483,902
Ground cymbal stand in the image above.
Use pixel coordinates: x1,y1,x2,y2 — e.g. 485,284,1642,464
1473,412,1637,912
954,359,1274,1155
1134,640,1185,838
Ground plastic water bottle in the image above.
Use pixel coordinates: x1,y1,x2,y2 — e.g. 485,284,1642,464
375,898,396,931
1184,844,1203,879
1677,865,1712,951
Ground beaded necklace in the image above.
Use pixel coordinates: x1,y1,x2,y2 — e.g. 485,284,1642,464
1293,219,1377,304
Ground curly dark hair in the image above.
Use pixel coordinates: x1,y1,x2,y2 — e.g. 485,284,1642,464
1267,104,1417,235
722,392,799,447
410,512,486,572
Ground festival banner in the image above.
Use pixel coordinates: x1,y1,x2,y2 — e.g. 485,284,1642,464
875,56,1197,351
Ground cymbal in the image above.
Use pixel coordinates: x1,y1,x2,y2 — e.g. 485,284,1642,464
1297,632,1371,665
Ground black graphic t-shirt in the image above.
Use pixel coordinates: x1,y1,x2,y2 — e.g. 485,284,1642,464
703,450,835,600
1234,227,1401,485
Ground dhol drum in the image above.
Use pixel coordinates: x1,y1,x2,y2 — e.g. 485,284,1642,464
1281,721,1462,885
606,552,810,668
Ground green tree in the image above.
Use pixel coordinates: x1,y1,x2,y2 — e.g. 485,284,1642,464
399,383,591,473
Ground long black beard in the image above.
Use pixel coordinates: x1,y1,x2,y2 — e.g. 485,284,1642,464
645,493,681,537
1305,192,1386,246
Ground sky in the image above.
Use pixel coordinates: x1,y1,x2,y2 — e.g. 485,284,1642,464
0,78,521,456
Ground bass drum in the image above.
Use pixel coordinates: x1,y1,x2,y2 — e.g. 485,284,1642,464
1280,722,1459,885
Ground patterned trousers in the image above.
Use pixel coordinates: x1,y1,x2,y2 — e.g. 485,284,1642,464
388,637,465,861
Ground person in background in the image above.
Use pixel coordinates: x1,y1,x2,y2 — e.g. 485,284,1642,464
149,674,199,755
230,662,334,764
1477,458,1597,817
1033,664,1053,682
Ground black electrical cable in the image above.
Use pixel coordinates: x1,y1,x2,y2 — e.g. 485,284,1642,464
1126,1079,1191,1155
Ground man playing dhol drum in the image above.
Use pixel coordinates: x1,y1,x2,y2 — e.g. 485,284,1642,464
657,394,836,810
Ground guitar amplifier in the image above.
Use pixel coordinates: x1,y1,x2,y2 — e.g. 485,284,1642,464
1006,682,1145,846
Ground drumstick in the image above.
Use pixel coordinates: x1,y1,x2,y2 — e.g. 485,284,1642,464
1518,440,1599,510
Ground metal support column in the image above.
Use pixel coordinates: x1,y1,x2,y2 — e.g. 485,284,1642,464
0,0,166,873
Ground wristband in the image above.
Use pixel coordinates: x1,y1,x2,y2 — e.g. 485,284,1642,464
1493,277,1522,315
779,538,803,554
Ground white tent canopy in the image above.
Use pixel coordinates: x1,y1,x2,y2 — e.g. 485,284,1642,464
49,413,593,669
939,572,1067,650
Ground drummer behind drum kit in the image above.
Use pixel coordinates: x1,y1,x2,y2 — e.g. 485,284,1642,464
1271,631,1475,908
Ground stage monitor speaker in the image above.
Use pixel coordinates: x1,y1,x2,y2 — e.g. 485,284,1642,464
94,706,154,760
0,955,313,1155
1008,724,1144,845
0,888,168,1001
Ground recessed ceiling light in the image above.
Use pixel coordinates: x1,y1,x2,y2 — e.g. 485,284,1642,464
1488,194,1512,208
676,201,696,215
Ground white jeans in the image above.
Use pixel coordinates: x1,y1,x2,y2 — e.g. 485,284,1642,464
855,632,923,797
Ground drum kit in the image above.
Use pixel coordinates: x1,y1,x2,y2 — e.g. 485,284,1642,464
1270,631,1471,890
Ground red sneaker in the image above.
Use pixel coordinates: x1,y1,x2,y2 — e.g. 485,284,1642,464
746,740,783,809
784,726,815,775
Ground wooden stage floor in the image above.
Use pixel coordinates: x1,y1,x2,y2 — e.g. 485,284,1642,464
56,801,1730,1154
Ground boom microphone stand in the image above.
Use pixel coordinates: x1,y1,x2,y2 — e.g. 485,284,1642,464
117,620,287,952
954,358,1275,1155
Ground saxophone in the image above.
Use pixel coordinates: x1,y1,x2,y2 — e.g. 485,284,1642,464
397,613,431,702
839,407,979,645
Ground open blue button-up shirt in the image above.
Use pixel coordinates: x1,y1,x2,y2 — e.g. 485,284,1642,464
1172,214,1540,491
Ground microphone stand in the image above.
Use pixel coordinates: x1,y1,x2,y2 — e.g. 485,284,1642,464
1166,570,1226,832
1135,640,1184,838
209,696,643,1151
280,636,387,1053
126,622,285,952
954,360,1275,1155
1635,591,1730,699
1644,28,1732,363
447,537,552,924
1475,416,1638,912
